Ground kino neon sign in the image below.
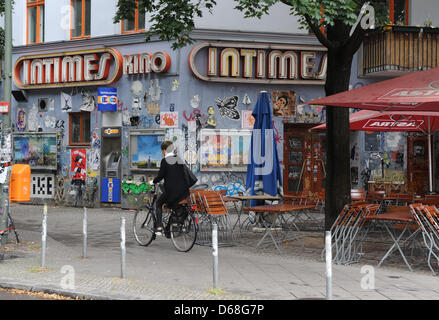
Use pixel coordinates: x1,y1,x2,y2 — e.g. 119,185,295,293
189,41,327,85
14,48,172,89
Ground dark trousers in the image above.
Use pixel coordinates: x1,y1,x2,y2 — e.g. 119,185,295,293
155,193,167,229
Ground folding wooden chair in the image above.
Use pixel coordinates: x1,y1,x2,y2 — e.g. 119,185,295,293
196,190,234,247
410,204,439,275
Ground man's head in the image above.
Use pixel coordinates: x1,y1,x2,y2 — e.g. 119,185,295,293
161,140,174,156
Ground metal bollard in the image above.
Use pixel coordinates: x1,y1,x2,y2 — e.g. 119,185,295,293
212,222,219,289
41,204,48,268
325,231,332,300
120,216,126,279
82,207,87,259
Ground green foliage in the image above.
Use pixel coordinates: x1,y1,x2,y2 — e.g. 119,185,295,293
114,0,390,50
114,0,217,50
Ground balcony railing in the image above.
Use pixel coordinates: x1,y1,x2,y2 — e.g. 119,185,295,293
362,26,439,76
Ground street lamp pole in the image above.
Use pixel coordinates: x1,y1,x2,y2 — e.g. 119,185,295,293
1,0,13,245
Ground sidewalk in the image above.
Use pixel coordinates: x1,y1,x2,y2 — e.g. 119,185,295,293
1,204,439,300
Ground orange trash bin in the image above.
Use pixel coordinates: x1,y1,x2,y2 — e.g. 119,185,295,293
9,164,31,202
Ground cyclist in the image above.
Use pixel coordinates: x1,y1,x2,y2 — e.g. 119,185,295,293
151,141,191,236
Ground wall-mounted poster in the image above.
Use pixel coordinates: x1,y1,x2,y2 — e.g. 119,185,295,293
242,110,255,129
13,133,57,170
129,129,166,171
272,90,296,117
160,112,178,128
200,129,251,171
71,149,87,180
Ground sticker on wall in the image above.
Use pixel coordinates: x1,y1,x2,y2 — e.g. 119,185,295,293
132,97,142,113
188,120,196,133
215,96,240,120
242,93,252,106
16,108,26,132
160,112,178,128
169,103,175,112
28,103,38,131
205,106,217,129
31,174,55,199
147,102,160,114
149,79,162,102
131,80,143,96
44,116,56,129
71,149,87,180
80,90,96,112
49,98,55,111
242,110,255,129
190,95,200,109
61,92,72,112
171,79,180,91
272,90,296,118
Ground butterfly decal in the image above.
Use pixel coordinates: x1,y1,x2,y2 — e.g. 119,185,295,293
215,96,240,120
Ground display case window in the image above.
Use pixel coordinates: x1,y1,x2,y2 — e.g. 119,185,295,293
13,133,57,170
129,129,166,171
200,129,252,172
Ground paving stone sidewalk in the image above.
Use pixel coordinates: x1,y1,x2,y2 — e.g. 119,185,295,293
1,204,439,300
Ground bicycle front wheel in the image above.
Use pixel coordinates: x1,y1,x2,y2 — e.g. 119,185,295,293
133,209,155,246
170,213,197,252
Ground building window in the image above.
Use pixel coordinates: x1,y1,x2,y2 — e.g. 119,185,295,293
27,0,45,44
69,112,91,146
121,1,145,34
71,0,91,39
389,0,409,25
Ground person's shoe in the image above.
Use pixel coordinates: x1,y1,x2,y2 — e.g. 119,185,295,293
154,227,164,236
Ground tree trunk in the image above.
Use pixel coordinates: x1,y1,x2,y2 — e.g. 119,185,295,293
324,46,353,230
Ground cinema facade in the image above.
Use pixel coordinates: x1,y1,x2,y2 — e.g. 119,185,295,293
10,29,415,208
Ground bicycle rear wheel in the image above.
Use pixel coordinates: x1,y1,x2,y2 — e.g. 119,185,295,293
170,212,197,252
133,208,155,246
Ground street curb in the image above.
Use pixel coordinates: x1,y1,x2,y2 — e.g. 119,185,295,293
0,280,120,300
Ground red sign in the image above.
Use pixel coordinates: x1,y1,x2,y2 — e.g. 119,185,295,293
0,102,9,113
362,119,424,130
13,48,124,89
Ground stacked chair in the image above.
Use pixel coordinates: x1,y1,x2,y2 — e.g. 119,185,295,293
409,204,439,275
189,190,234,247
324,201,380,265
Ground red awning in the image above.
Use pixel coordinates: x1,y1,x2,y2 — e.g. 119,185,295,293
307,67,439,112
312,110,439,133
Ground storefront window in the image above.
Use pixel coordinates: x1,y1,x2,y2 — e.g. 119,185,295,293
69,112,90,146
27,0,45,44
71,0,91,39
122,1,145,34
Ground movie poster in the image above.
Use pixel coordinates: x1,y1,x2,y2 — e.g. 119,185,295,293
272,90,296,117
71,149,87,180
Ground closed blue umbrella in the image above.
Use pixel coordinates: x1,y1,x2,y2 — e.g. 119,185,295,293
246,91,283,207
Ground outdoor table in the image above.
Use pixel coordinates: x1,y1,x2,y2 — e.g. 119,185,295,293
362,209,419,271
242,203,316,253
228,195,282,233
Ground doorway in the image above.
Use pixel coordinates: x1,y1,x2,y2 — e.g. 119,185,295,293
407,133,431,195
283,124,326,198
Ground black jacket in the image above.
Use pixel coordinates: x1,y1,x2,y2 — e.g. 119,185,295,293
153,154,190,207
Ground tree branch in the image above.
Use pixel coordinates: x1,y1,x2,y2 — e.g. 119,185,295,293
303,13,335,49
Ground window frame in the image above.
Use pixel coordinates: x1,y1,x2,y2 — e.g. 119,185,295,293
389,0,409,25
69,112,91,147
26,0,45,45
70,0,91,40
121,1,146,34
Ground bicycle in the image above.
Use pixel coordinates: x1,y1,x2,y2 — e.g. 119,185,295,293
133,183,198,252
0,210,19,245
